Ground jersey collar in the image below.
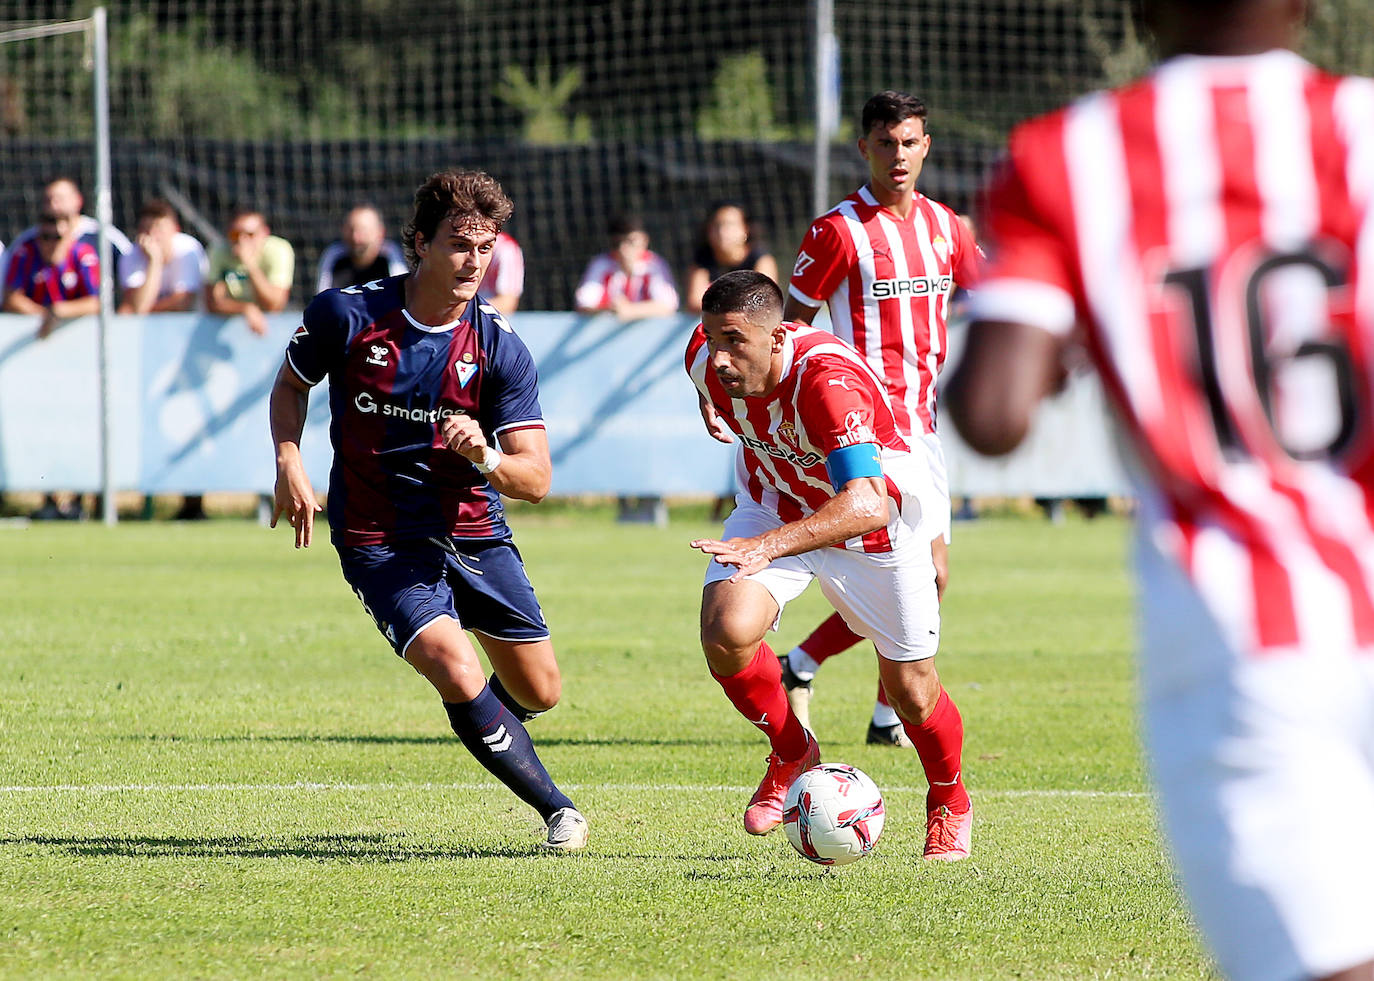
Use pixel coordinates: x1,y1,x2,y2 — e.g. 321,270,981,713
402,303,468,334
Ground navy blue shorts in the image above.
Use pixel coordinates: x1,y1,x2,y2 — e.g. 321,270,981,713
337,536,549,656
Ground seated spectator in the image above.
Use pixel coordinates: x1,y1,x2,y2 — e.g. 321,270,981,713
0,176,132,286
3,210,100,337
3,209,102,521
205,207,294,336
117,199,206,314
684,201,778,312
574,214,678,320
479,231,524,314
314,203,406,293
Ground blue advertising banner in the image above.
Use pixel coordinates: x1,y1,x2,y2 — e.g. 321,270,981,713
0,312,1128,498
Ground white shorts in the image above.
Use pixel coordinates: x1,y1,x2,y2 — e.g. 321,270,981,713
702,499,940,662
914,432,952,545
1135,531,1374,981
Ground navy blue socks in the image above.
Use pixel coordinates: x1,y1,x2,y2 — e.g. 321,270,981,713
443,685,572,821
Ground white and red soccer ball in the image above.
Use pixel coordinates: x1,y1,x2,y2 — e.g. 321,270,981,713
782,763,885,866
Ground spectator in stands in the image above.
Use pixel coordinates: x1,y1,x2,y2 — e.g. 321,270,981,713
3,208,102,521
117,199,206,314
205,207,294,337
314,203,407,293
479,231,524,314
0,176,132,287
684,201,778,313
574,214,678,320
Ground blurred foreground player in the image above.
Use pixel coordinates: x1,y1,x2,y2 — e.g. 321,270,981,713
688,270,971,859
949,1,1374,977
269,170,588,851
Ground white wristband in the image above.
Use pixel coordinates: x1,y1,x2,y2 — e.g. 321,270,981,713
473,445,502,474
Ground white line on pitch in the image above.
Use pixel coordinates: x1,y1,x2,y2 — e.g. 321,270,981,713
0,782,1145,798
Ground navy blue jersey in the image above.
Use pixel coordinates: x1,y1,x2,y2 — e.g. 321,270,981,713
286,275,544,545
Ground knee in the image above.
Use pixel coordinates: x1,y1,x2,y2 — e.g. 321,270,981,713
884,664,942,724
406,637,482,700
699,609,763,675
520,672,562,713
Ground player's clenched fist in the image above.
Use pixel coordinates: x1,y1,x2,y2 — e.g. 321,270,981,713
439,413,488,462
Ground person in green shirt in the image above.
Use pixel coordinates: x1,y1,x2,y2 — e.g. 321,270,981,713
205,207,294,336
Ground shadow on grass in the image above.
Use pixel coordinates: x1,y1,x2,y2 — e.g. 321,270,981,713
7,832,546,862
7,836,826,875
122,734,745,749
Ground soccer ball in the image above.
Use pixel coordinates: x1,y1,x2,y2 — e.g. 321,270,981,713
782,763,885,866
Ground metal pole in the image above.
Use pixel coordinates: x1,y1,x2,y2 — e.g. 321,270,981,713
811,0,838,219
92,7,116,525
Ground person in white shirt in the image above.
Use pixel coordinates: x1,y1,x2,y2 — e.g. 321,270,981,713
117,199,206,314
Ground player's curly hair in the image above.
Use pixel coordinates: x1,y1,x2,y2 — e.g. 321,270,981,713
403,170,513,268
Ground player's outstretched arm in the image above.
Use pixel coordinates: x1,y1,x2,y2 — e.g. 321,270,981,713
439,416,552,503
691,475,887,582
946,320,1066,456
269,361,321,548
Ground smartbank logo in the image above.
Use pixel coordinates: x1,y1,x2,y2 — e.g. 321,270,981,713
737,432,822,469
870,275,953,300
354,391,461,424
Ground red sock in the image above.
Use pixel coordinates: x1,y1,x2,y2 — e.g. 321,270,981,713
712,642,810,760
798,611,864,666
902,687,970,813
876,682,890,707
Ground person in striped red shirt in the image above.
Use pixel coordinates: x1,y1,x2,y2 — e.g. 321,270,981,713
574,213,679,320
479,231,524,315
269,170,588,851
949,1,1374,978
2,209,100,339
774,91,981,748
689,270,971,859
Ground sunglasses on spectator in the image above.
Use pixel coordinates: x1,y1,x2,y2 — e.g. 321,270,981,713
37,230,62,242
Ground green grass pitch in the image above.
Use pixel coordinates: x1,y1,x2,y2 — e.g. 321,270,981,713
0,509,1218,979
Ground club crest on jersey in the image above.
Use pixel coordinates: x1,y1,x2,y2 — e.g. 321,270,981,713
777,421,800,448
291,324,309,343
793,251,816,278
455,357,478,388
365,344,390,367
836,409,876,447
932,235,950,262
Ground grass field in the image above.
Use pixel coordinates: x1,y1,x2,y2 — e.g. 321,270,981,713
0,508,1218,979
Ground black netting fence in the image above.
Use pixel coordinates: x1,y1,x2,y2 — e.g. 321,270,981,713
1,0,1370,309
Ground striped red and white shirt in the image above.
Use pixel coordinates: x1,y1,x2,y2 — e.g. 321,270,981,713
574,250,678,311
789,185,980,436
480,232,524,300
971,49,1374,656
686,321,927,553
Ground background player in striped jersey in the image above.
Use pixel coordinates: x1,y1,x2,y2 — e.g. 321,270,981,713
688,270,971,859
775,91,980,748
949,1,1374,977
269,170,588,851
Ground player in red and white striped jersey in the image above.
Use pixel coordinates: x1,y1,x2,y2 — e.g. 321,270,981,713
688,270,971,859
777,91,981,747
950,2,1374,978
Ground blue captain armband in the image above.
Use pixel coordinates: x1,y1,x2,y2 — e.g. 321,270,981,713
825,443,882,491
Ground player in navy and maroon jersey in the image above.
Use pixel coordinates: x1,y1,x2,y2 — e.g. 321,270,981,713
950,1,1374,977
688,270,971,859
269,170,588,851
